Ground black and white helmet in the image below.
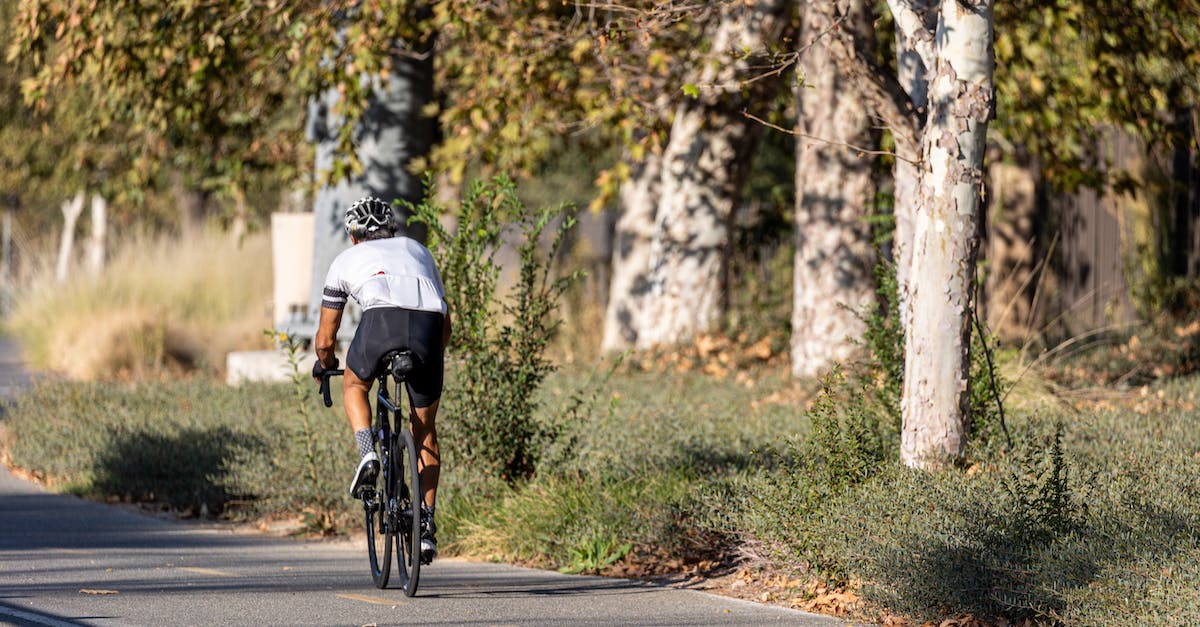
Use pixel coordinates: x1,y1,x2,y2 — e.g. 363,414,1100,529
345,196,397,239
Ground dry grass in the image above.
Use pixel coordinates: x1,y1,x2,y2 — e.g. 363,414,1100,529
6,229,273,380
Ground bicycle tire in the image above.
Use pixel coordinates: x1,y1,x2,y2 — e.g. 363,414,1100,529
365,441,394,588
394,428,422,596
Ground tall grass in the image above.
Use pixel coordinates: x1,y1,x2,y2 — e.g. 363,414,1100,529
6,229,273,379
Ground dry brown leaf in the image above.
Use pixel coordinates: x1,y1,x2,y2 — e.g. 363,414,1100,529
702,362,727,377
747,337,773,360
80,589,120,595
695,334,719,358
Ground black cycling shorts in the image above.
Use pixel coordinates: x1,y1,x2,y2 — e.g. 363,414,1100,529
346,307,445,408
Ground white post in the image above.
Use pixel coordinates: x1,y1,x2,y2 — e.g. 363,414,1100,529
87,194,107,276
56,192,85,284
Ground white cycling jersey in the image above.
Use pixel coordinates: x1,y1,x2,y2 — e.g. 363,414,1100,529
321,236,447,315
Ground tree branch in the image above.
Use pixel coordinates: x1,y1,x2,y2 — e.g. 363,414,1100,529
885,0,936,69
741,109,918,165
810,2,923,162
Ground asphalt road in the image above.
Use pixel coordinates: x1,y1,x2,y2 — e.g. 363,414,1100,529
0,339,854,627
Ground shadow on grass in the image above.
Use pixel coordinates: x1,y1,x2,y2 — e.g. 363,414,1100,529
91,426,264,515
666,442,760,476
860,495,1198,621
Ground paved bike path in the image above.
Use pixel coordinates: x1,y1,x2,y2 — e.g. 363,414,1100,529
0,465,857,627
0,340,854,626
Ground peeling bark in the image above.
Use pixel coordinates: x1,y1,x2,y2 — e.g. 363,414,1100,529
899,0,994,469
892,0,936,337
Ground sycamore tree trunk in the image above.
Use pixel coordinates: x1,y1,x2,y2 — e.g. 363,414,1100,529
634,0,791,349
896,0,995,469
638,107,764,347
602,147,663,352
805,1,993,467
791,0,878,378
984,158,1041,343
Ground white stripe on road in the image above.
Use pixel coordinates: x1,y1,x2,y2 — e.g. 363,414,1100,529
336,593,409,606
178,566,240,577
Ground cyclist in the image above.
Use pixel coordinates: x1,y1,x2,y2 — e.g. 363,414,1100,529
311,196,450,563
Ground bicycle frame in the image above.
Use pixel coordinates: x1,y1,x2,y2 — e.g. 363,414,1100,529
320,362,423,594
322,368,417,519
369,372,414,521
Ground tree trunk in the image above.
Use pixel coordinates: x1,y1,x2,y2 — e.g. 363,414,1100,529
2,210,10,315
637,108,764,347
305,41,436,328
791,0,878,378
171,170,211,239
56,192,85,283
984,157,1042,343
1169,106,1199,280
899,0,995,469
230,185,248,243
86,193,106,276
635,0,792,349
602,148,662,352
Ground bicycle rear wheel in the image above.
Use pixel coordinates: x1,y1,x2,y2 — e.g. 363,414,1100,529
394,428,422,596
364,446,393,588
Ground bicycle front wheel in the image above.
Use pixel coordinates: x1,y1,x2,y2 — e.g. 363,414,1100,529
394,428,422,597
364,452,393,588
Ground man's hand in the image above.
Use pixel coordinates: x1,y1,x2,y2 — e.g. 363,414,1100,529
312,356,339,381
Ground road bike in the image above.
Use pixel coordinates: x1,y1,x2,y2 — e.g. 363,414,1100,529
319,351,422,596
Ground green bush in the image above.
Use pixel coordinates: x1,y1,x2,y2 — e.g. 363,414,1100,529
723,382,1200,624
408,176,580,484
439,365,807,571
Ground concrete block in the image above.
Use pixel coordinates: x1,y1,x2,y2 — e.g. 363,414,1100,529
226,350,295,385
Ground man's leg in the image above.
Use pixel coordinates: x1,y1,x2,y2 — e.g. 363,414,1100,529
410,399,441,508
343,368,373,432
344,369,377,496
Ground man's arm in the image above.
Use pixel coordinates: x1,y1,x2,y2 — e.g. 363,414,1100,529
314,305,343,373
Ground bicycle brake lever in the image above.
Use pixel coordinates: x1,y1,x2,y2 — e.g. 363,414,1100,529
320,375,334,408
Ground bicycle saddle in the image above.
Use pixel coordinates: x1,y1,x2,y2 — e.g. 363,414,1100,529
384,350,417,381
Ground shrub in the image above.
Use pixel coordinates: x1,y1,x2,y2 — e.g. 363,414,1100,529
407,176,580,484
856,259,1009,455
